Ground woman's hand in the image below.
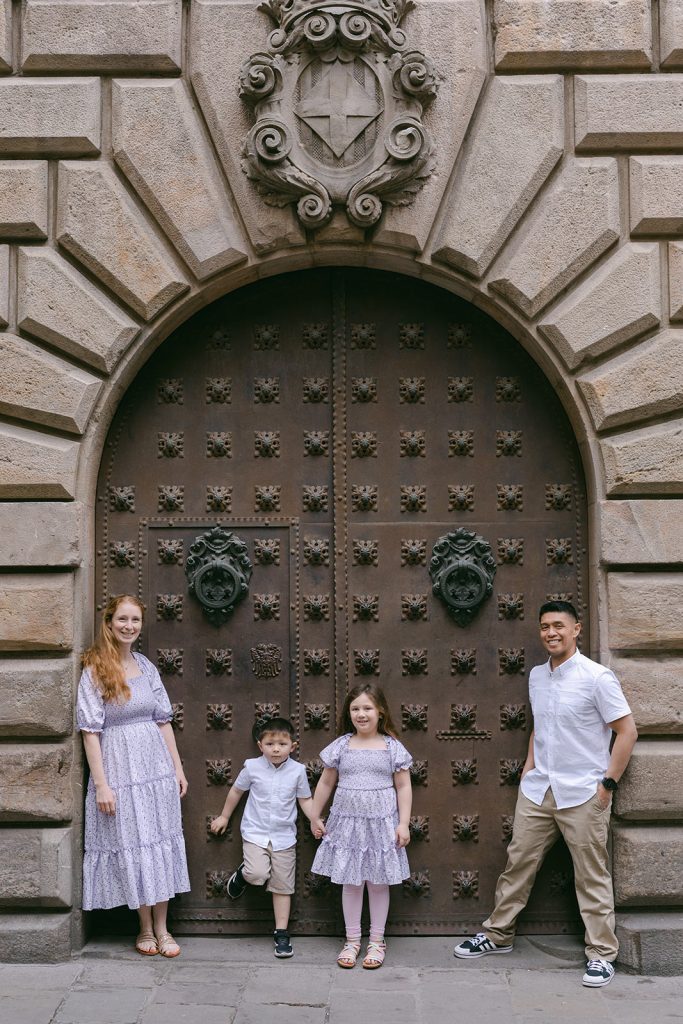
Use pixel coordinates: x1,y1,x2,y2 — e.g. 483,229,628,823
310,817,326,839
210,815,228,835
395,822,410,848
95,782,116,815
176,768,188,797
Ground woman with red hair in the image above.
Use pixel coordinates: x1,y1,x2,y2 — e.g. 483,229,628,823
77,595,189,957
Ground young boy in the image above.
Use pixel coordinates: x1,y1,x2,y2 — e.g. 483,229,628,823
210,717,314,958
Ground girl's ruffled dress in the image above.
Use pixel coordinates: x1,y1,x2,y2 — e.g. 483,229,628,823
311,733,413,885
77,653,190,910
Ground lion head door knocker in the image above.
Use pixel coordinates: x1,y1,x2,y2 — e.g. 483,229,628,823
429,529,496,627
239,0,440,231
185,526,253,624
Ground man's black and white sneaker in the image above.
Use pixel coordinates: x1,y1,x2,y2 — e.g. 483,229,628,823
274,929,294,958
453,932,514,958
582,958,615,987
226,863,247,899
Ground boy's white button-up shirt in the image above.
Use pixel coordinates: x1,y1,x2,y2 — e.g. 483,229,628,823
234,755,311,850
521,650,631,810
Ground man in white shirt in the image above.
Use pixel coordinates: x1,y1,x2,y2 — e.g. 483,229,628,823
210,717,315,958
454,600,638,987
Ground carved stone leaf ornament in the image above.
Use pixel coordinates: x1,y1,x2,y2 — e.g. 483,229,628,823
240,0,439,230
430,528,496,626
185,526,253,624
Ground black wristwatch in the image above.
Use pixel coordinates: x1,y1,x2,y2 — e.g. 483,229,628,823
601,776,618,792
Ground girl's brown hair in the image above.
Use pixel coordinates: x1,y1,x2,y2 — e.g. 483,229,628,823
339,683,399,739
82,594,144,704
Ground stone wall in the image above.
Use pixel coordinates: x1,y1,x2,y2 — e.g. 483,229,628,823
0,0,682,972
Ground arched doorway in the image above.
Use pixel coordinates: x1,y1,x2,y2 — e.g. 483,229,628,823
97,268,587,935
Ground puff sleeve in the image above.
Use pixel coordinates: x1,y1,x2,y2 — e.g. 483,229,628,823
319,734,351,769
76,668,105,734
145,657,173,724
388,736,413,772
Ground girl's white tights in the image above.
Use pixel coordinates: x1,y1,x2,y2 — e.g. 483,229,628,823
342,882,390,941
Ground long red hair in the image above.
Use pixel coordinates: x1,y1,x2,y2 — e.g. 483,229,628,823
339,683,399,739
82,594,144,703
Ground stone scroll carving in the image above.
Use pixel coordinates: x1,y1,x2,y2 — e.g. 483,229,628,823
429,528,496,627
185,526,253,624
239,0,439,230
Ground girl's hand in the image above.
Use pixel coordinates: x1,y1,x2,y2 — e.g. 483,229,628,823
210,815,228,835
395,822,410,848
176,768,188,797
95,782,116,816
311,817,326,839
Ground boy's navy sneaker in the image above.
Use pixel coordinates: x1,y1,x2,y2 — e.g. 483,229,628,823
226,863,247,899
453,932,513,958
582,958,615,987
274,929,293,958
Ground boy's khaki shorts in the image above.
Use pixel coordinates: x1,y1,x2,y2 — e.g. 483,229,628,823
242,841,296,894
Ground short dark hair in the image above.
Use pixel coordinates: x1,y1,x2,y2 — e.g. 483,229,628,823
538,600,579,622
252,716,296,743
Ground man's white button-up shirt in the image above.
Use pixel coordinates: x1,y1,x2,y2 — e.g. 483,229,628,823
520,650,631,810
234,755,311,850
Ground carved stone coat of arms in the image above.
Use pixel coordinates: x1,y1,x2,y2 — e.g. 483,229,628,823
240,0,439,230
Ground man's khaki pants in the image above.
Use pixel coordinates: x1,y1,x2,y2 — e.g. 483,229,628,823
483,788,617,961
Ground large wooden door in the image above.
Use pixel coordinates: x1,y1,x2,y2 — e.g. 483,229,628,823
97,269,587,935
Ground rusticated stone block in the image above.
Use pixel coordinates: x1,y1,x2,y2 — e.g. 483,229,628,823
434,75,563,277
373,0,487,252
602,420,683,496
0,333,101,434
112,79,248,280
493,0,652,70
578,330,683,432
0,161,47,238
630,156,683,234
190,0,304,254
617,912,683,976
0,573,73,652
610,655,683,734
661,0,683,68
0,656,73,736
0,78,100,155
21,0,181,72
0,828,71,907
615,742,683,820
489,158,619,318
0,744,73,821
539,244,660,369
0,502,82,568
0,913,72,963
17,248,139,373
0,0,10,72
613,826,683,905
600,500,683,566
608,573,683,652
576,75,683,151
0,244,7,327
0,423,78,499
667,241,683,321
57,161,189,320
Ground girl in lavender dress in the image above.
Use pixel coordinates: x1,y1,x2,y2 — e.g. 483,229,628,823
310,683,412,970
77,595,190,958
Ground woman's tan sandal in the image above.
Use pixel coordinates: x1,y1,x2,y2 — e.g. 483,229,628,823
135,932,158,956
337,940,361,968
156,932,181,958
362,940,386,969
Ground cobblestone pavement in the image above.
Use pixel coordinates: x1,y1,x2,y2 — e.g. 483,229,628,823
2,936,683,1024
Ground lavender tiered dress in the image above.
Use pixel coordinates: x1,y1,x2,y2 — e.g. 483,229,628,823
311,734,413,886
77,653,190,910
